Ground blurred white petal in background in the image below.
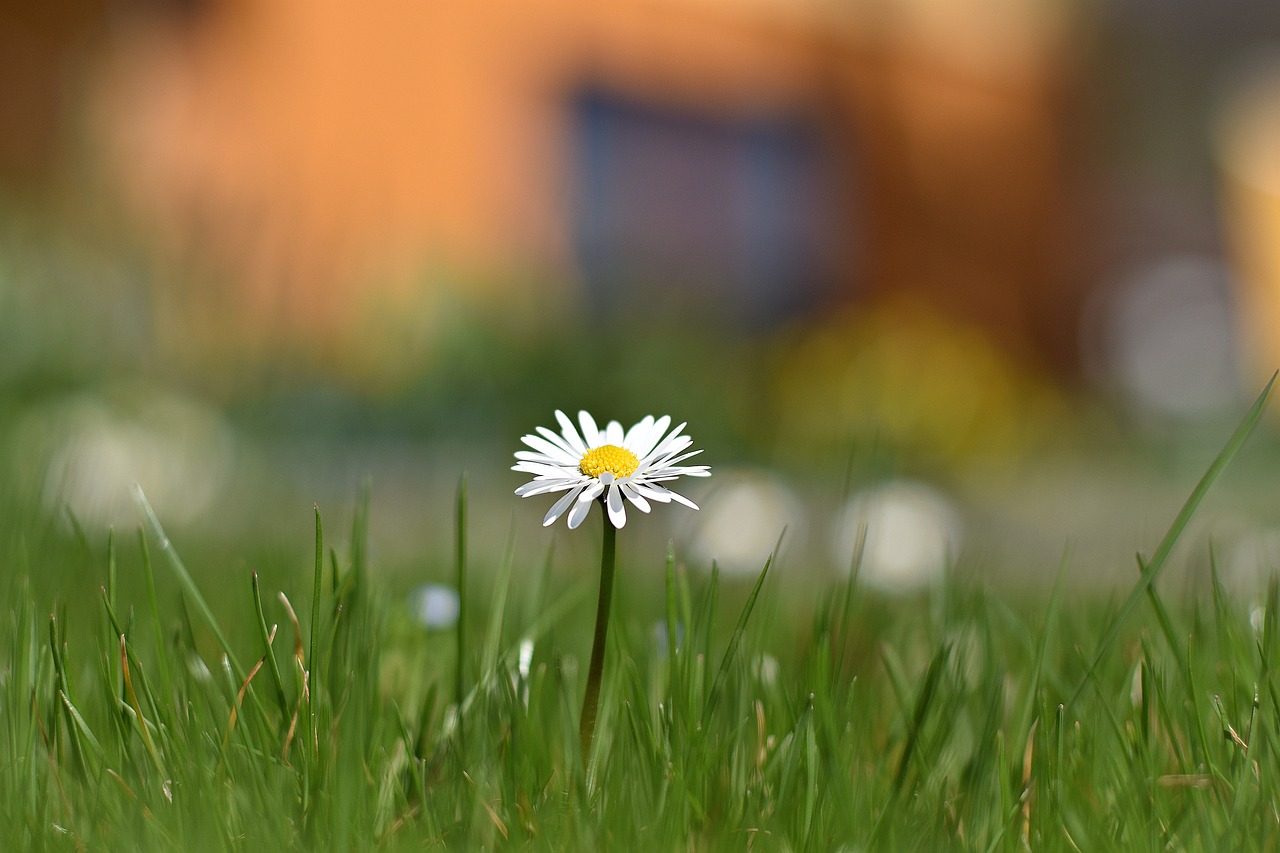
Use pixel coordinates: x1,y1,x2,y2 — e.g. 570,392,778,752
830,480,963,594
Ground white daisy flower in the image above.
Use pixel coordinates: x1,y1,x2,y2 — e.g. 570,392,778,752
514,410,711,529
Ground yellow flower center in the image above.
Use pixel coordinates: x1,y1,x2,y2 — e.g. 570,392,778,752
579,444,639,479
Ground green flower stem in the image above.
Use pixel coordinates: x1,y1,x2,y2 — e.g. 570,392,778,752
579,514,617,765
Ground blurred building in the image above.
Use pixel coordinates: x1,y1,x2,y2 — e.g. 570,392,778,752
0,1,109,179
81,1,1079,366
1218,58,1280,387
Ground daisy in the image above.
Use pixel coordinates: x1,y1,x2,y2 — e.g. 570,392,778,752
513,410,711,529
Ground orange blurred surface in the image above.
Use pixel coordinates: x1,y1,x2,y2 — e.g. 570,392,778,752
89,0,1078,365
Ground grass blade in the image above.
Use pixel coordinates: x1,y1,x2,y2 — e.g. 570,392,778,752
455,474,468,748
892,641,952,795
251,570,289,716
703,539,776,722
138,527,174,716
57,690,104,765
134,486,244,678
1067,372,1276,708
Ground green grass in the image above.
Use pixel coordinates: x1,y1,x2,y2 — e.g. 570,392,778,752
4,381,1280,850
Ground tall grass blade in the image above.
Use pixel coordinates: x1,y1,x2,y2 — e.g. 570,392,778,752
57,690,104,764
455,474,468,751
119,634,164,776
138,527,174,714
309,505,324,677
892,640,952,795
664,541,679,672
1137,554,1192,690
704,538,777,722
1067,372,1276,708
134,486,245,678
48,611,87,776
480,527,516,679
251,570,288,715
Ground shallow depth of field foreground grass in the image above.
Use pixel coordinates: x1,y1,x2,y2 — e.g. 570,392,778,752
6,384,1280,851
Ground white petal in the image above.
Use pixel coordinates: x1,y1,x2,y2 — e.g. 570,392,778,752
623,415,654,449
635,446,700,475
516,478,583,497
606,484,627,528
643,422,688,463
536,425,580,458
578,411,601,447
646,436,692,465
639,469,693,481
605,420,625,445
514,451,572,468
630,482,674,502
555,410,588,455
658,470,709,481
664,489,700,510
514,449,554,462
513,461,576,477
567,495,594,529
579,480,605,502
630,415,670,459
632,481,698,508
641,459,708,479
521,434,580,465
543,485,586,526
621,483,651,513
639,474,696,485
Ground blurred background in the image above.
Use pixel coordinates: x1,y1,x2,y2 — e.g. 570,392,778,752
5,0,1280,611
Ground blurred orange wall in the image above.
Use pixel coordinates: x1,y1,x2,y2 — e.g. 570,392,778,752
93,0,1078,366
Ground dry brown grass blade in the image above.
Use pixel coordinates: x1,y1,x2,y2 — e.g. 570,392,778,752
1021,719,1038,848
223,625,275,749
121,634,165,779
278,592,310,759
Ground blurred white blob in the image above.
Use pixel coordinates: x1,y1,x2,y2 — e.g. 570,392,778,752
1204,528,1280,636
187,654,213,683
688,469,803,576
753,653,780,686
829,480,962,593
513,637,535,706
1085,255,1242,418
516,637,534,680
1223,529,1280,600
14,385,234,527
409,583,461,630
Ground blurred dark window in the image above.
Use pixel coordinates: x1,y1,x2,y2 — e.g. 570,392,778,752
571,89,842,328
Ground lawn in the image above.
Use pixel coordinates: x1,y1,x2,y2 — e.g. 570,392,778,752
2,382,1279,851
